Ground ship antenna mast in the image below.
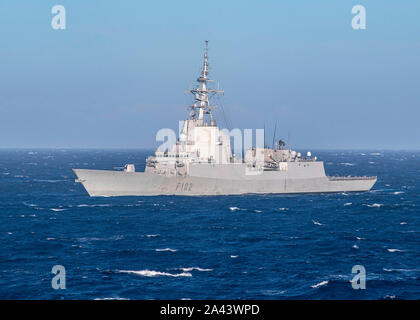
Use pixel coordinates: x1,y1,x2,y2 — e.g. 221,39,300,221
186,41,223,125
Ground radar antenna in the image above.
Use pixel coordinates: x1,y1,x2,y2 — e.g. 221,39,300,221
186,41,224,126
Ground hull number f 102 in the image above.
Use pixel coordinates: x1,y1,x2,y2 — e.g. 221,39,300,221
176,182,193,191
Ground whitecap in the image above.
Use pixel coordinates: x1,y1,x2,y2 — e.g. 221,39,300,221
356,237,366,240
368,161,375,164
340,163,355,166
392,191,404,195
387,248,404,253
370,153,382,156
344,203,352,206
312,220,323,226
352,244,359,249
311,280,329,288
146,234,160,238
383,268,419,272
77,204,111,208
33,179,67,183
51,208,67,212
229,207,240,211
94,297,129,300
366,203,383,208
155,248,177,252
400,222,407,225
261,289,286,296
254,210,262,213
177,267,213,272
46,237,55,241
118,269,191,277
278,208,288,211
230,255,239,258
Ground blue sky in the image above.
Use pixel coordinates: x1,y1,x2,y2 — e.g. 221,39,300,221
0,0,419,149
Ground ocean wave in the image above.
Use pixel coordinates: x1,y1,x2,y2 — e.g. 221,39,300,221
76,235,124,242
340,163,355,166
50,208,67,212
311,280,329,288
156,248,177,252
261,289,286,296
176,267,213,272
400,222,407,225
146,234,160,238
312,220,323,226
383,268,419,273
33,179,68,183
366,203,383,208
229,207,240,211
77,204,112,208
117,269,192,277
94,297,129,300
230,255,239,258
392,191,404,195
387,248,404,253
344,202,352,206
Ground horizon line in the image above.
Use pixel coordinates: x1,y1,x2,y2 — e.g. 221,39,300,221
1,147,420,152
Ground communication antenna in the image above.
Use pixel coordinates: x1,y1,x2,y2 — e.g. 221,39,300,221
272,122,277,149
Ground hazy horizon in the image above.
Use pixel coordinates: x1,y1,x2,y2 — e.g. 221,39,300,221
1,1,419,149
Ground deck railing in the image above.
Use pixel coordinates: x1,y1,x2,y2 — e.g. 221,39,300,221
327,176,377,181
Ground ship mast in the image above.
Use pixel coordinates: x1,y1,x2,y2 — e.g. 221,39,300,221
187,41,223,126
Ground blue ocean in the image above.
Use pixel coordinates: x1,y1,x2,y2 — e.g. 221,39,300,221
0,149,418,299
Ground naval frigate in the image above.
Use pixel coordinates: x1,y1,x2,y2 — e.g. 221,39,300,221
73,41,377,196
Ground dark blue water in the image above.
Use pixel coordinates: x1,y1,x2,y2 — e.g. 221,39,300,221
0,149,419,299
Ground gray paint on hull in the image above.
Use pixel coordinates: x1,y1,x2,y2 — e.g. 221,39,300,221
73,161,376,196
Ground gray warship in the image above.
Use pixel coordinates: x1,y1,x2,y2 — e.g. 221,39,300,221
73,42,376,196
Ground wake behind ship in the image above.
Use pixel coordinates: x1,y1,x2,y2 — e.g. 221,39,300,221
74,42,376,196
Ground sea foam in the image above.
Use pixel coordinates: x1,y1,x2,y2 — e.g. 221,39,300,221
311,280,329,288
156,248,177,252
118,269,192,277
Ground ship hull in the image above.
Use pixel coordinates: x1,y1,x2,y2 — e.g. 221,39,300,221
73,162,376,196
